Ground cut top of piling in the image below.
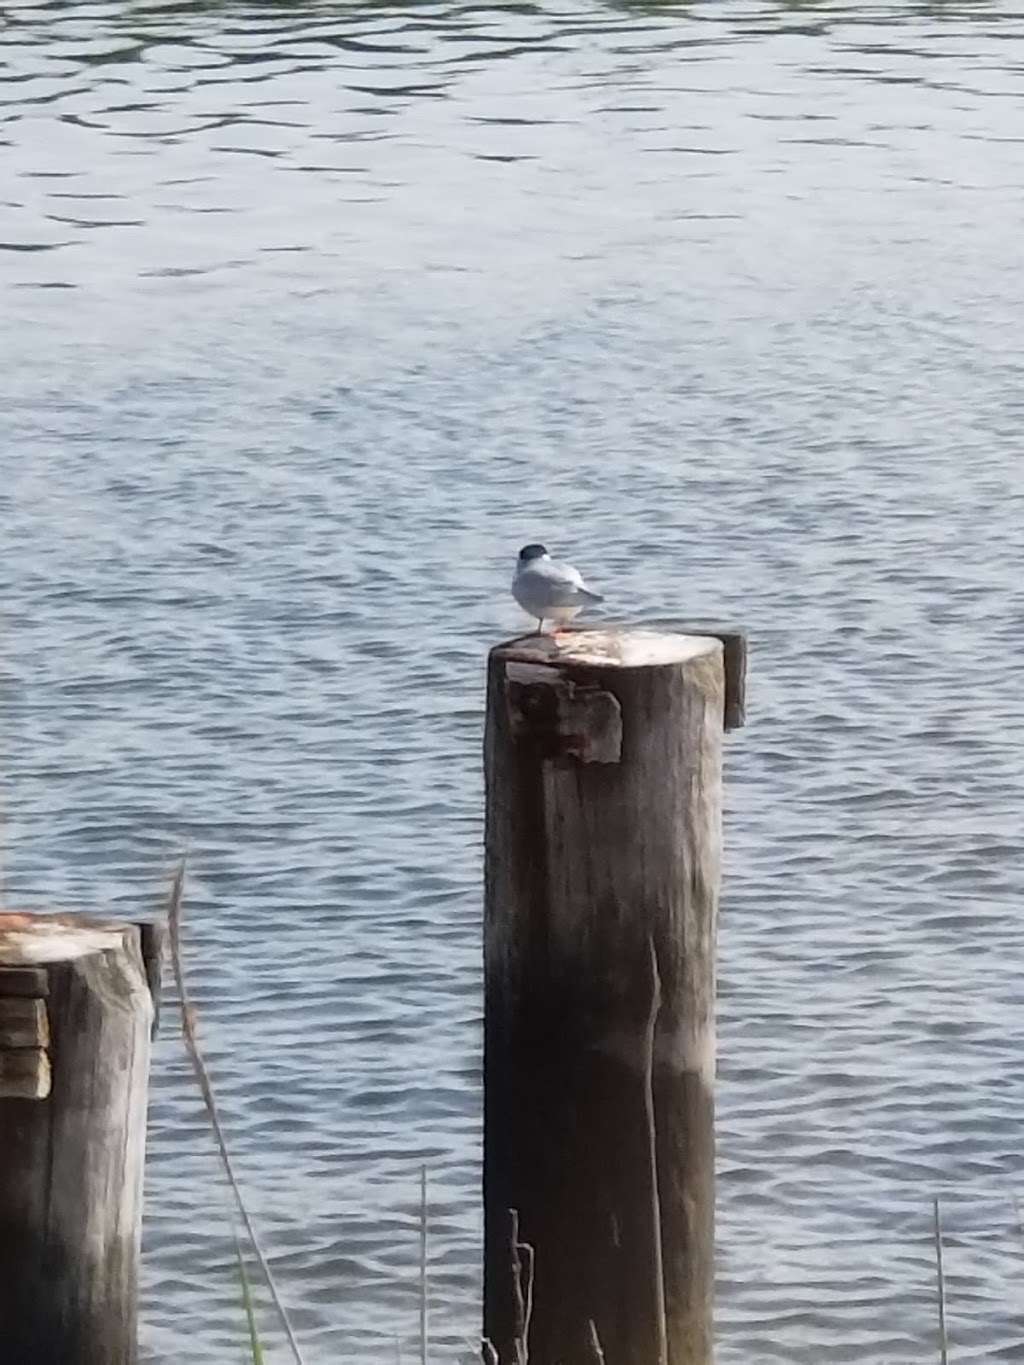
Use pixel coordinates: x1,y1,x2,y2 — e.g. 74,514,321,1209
494,626,747,729
0,913,134,965
496,628,718,669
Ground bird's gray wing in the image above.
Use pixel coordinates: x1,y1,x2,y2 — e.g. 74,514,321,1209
524,558,590,604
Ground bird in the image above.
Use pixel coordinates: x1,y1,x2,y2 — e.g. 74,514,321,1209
511,543,604,635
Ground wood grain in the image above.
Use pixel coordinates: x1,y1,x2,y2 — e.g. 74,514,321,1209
0,1048,51,1100
0,967,49,997
0,997,49,1048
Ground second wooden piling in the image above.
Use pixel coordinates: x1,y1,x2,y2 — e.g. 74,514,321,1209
0,912,159,1365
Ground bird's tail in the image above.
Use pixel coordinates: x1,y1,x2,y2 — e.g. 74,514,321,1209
579,588,604,604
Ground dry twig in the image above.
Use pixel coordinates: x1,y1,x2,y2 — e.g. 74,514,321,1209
933,1196,949,1365
420,1165,429,1365
167,859,307,1365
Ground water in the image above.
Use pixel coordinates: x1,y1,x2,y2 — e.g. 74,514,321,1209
3,0,1024,1359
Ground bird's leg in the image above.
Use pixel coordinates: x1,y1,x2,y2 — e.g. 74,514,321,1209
535,617,544,636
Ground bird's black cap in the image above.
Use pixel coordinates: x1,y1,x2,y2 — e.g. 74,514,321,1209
518,543,548,561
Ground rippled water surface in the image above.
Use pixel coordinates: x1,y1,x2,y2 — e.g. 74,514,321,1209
3,1,1024,1360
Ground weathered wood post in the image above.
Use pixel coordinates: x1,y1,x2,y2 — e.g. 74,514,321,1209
0,912,162,1365
484,628,744,1365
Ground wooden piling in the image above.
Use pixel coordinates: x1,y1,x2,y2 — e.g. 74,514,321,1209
484,628,743,1365
0,912,160,1365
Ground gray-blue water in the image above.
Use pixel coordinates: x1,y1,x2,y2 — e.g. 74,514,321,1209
3,1,1024,1360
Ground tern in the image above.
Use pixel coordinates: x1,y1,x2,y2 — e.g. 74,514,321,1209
511,543,604,635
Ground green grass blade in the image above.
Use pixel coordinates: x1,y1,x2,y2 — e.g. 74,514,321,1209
234,1233,266,1365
